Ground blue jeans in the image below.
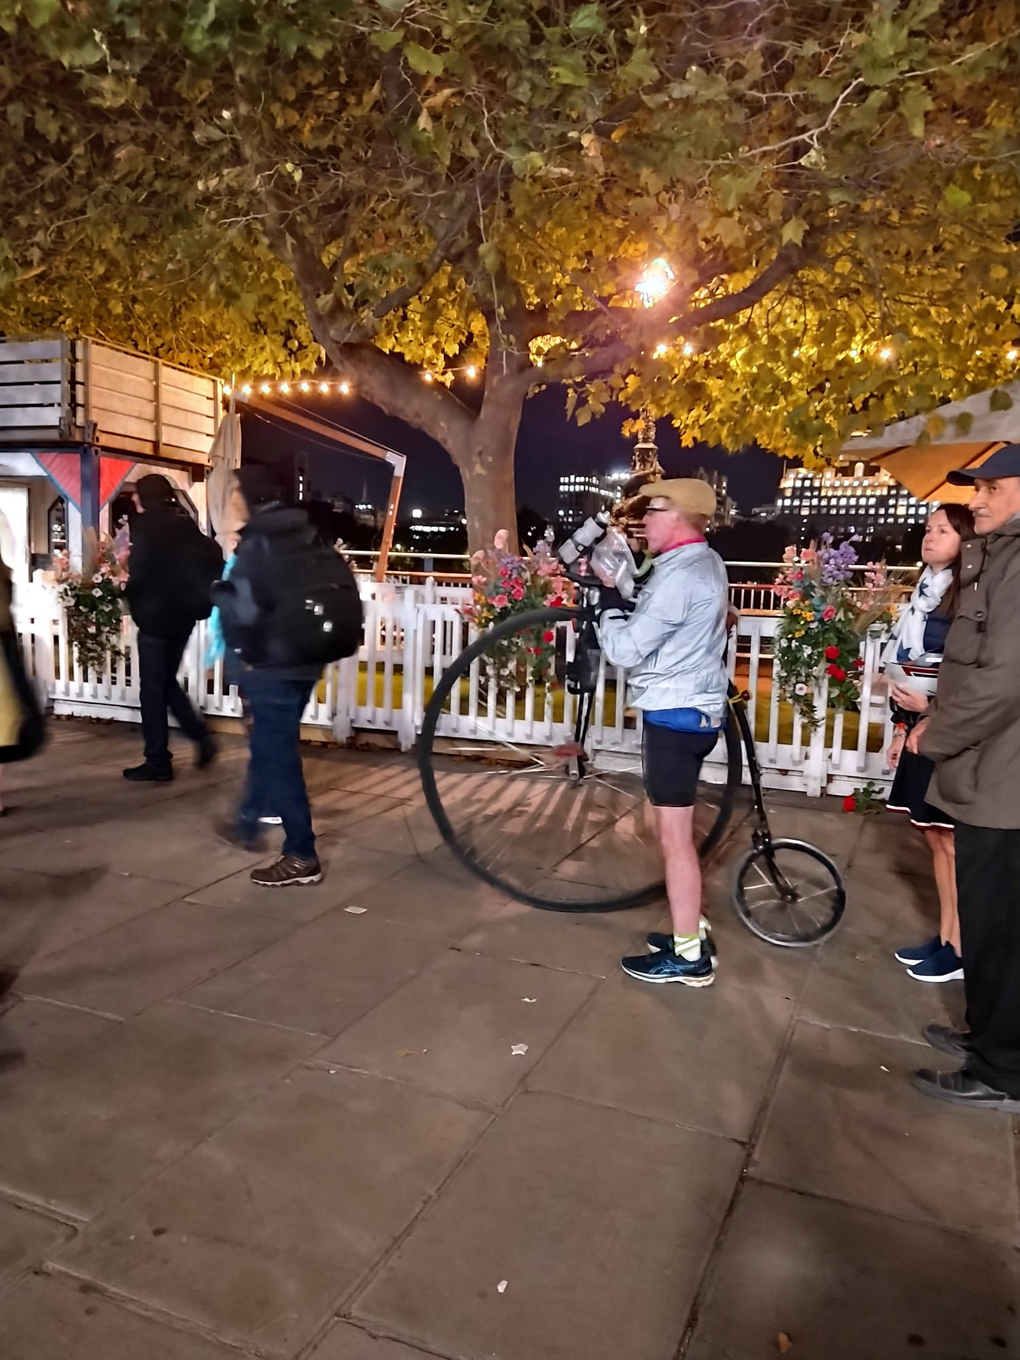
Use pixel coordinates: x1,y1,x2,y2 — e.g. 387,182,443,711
238,672,317,861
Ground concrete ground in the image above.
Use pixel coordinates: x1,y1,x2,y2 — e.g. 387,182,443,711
0,720,1016,1360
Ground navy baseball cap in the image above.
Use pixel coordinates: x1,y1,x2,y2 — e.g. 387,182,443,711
948,443,1020,485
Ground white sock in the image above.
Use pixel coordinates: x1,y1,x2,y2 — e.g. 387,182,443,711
673,933,702,962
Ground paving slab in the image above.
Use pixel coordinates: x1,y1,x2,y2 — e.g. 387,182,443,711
0,1198,71,1289
0,1274,248,1360
0,866,186,965
841,855,939,943
799,927,964,1042
688,1182,1020,1360
17,899,293,1018
0,1002,318,1220
54,1066,488,1358
353,1090,742,1360
0,998,119,1068
855,813,940,879
457,898,659,977
690,899,819,999
351,851,510,938
751,1022,1020,1242
307,1322,441,1360
530,973,793,1140
181,909,449,1037
186,842,413,923
317,951,597,1107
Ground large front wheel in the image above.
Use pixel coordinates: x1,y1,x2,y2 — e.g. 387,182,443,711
418,606,741,912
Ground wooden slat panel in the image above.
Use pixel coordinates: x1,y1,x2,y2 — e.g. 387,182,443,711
159,422,214,454
0,383,64,405
79,362,155,404
0,339,62,362
0,405,62,428
88,409,158,442
89,389,157,423
160,403,216,436
0,361,63,384
160,366,217,399
85,342,155,381
160,385,216,418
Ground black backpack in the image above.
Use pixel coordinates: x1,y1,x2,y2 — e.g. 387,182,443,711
240,540,364,668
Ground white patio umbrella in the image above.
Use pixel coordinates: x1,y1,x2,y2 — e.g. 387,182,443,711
205,412,245,554
838,382,1020,502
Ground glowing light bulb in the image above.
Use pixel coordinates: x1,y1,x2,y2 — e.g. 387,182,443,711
280,381,291,393
423,372,434,383
636,257,675,307
223,385,232,396
339,380,350,395
879,347,893,362
682,342,695,357
653,343,668,358
1009,349,1019,362
466,364,478,379
319,381,329,393
260,382,271,394
242,383,252,395
300,380,310,392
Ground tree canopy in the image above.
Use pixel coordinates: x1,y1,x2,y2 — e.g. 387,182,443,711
2,0,1020,546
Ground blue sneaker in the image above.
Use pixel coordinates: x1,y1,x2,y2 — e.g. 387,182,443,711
621,948,714,987
646,930,718,970
894,935,942,967
907,942,964,983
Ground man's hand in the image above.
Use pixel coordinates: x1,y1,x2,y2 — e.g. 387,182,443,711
906,717,930,755
887,733,906,769
890,683,930,714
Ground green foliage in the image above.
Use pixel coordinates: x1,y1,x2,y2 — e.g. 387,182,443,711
1,0,1020,510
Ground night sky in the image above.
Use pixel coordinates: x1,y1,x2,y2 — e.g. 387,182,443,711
241,383,785,518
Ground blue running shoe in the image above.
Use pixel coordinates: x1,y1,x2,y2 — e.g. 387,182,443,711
621,948,714,987
646,930,718,969
894,935,941,967
907,942,963,983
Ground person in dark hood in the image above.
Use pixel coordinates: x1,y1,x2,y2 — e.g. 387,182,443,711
213,465,333,887
122,473,223,781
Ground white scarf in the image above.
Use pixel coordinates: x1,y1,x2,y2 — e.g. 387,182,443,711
882,565,953,666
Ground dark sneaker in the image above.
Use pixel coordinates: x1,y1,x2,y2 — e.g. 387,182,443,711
251,855,323,887
922,1023,971,1060
123,763,172,783
907,942,963,983
894,935,941,966
912,1067,1020,1112
196,736,218,769
646,930,719,969
212,819,266,854
621,948,714,987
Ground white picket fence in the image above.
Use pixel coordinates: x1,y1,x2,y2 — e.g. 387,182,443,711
11,579,895,799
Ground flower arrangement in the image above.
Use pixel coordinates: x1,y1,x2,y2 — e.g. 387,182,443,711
464,530,572,687
774,535,895,729
842,780,886,815
53,534,129,674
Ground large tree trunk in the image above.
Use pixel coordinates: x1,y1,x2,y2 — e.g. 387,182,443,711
456,365,526,555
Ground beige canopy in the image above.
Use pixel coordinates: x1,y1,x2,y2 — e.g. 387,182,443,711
838,382,1020,502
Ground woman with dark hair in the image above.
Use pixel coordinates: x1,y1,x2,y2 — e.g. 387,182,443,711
885,501,975,983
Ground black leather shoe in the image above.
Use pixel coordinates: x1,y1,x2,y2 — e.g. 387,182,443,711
912,1066,1020,1112
921,1024,970,1060
123,763,172,783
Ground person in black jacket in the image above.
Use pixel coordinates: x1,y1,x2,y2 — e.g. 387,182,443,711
213,465,325,887
123,474,223,782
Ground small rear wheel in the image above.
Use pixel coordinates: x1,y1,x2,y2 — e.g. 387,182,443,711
732,838,845,946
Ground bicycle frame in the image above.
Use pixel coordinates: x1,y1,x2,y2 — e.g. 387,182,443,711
728,687,799,902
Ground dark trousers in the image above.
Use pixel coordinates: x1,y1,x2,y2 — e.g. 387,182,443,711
138,630,207,769
955,822,1020,1097
238,673,316,861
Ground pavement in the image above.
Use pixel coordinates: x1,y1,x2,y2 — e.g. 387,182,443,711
0,720,1016,1360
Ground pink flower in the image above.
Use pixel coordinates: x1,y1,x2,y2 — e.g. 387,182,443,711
492,593,509,608
782,546,796,563
511,587,524,601
493,530,510,551
801,548,817,563
822,605,836,622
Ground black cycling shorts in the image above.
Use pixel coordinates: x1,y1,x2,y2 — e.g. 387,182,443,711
641,723,721,807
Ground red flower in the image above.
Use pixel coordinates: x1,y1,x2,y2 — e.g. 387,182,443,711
853,658,864,669
842,795,857,813
827,664,847,681
550,595,563,606
824,645,840,661
542,630,555,643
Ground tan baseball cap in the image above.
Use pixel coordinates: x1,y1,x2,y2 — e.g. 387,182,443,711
641,478,717,517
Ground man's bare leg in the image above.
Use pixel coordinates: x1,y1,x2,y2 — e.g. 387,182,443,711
656,803,701,939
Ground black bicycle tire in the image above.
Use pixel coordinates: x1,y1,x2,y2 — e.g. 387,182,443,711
731,837,846,947
418,605,741,913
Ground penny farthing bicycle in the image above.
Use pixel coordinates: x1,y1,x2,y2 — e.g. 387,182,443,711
417,551,845,946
